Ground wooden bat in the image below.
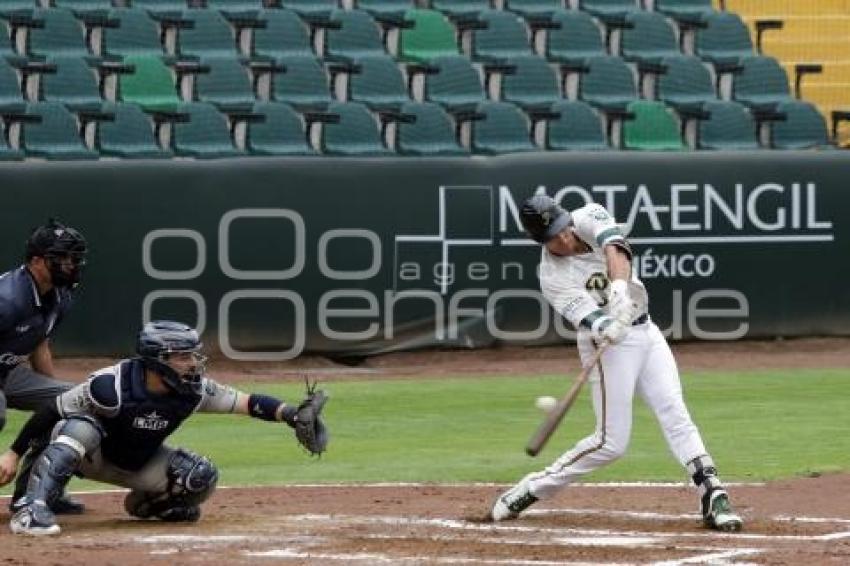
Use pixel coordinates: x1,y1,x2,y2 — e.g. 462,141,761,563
525,341,610,457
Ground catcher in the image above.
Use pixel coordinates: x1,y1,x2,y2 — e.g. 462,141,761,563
0,320,328,536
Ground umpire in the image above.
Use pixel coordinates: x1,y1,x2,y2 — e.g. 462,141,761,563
0,218,87,514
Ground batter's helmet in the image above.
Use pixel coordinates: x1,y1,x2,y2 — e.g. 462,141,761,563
25,219,87,288
137,321,206,395
520,195,572,244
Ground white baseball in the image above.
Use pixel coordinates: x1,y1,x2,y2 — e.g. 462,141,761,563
535,396,557,412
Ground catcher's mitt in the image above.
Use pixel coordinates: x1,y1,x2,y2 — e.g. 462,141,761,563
292,380,329,456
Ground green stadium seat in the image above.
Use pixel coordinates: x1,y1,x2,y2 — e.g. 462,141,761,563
394,101,467,156
96,102,172,158
467,9,531,62
280,0,336,19
247,101,314,155
430,0,489,20
22,102,98,159
0,58,26,112
544,9,606,65
694,11,753,66
119,55,181,111
622,100,685,151
271,54,331,109
0,133,22,159
27,8,89,58
354,0,414,18
172,101,245,157
620,11,680,65
324,9,386,62
770,101,829,150
40,57,102,111
419,54,484,111
0,0,36,17
696,100,758,150
54,0,112,14
498,54,560,110
318,101,392,155
654,0,715,23
655,55,716,110
732,56,793,110
469,101,535,154
504,0,562,18
177,10,238,58
192,56,255,109
398,9,458,63
345,54,409,110
205,0,264,14
577,55,637,111
252,9,312,59
131,0,189,16
544,100,607,151
102,8,165,58
578,0,640,23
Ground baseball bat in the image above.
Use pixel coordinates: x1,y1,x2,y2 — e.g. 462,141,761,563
525,341,610,457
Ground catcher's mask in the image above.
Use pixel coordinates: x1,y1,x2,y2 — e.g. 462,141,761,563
520,195,573,244
137,320,207,395
25,218,88,289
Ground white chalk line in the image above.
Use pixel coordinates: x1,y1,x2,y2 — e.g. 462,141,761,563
362,532,662,548
653,548,762,565
774,515,850,524
527,508,700,521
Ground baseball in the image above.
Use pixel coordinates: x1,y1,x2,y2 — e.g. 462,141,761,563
535,396,557,412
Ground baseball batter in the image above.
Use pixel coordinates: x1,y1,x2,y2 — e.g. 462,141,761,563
0,320,328,536
0,219,88,515
490,195,742,532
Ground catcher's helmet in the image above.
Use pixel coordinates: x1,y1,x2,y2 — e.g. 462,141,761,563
136,320,206,395
520,195,572,244
25,219,87,288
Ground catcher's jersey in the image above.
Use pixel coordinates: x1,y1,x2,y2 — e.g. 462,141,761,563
539,203,648,330
56,358,239,471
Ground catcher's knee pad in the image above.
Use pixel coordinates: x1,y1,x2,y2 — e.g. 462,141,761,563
125,450,218,520
54,416,104,454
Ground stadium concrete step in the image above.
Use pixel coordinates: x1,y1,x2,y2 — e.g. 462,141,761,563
760,37,850,62
743,16,850,40
722,0,850,16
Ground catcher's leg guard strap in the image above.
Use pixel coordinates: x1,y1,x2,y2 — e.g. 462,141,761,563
125,449,218,520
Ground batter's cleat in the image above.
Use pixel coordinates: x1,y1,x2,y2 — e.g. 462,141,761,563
9,500,61,536
490,482,538,521
702,490,743,532
10,494,85,515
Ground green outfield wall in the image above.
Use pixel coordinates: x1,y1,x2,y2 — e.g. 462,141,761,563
2,151,847,358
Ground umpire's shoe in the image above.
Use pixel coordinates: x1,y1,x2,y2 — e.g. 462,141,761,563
10,499,60,536
703,489,743,532
10,494,85,515
491,480,538,521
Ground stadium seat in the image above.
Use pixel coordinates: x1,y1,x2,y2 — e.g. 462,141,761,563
654,0,715,23
576,55,637,111
101,8,166,58
0,58,26,112
0,0,36,17
280,0,336,19
398,8,458,63
496,54,560,110
324,9,386,62
354,0,414,18
119,55,181,111
21,101,98,159
205,0,265,14
0,134,22,159
430,0,489,20
316,101,392,155
467,100,535,154
176,10,239,58
770,100,829,150
621,100,685,150
270,54,331,109
578,0,640,22
247,101,314,155
252,9,313,59
343,54,409,110
543,99,607,151
693,11,753,65
655,55,716,109
393,101,467,156
503,0,563,19
27,8,89,59
191,56,256,109
417,54,485,111
131,0,190,16
39,57,103,111
695,100,759,150
96,102,172,158
732,55,793,110
172,101,245,158
620,11,680,65
466,9,531,62
54,0,112,14
544,9,606,65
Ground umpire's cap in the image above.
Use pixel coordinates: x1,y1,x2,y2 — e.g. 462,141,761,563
520,195,572,244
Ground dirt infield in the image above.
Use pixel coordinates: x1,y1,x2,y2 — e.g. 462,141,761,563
3,338,845,564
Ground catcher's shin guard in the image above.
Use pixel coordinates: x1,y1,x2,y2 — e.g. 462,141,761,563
125,449,217,521
11,437,85,515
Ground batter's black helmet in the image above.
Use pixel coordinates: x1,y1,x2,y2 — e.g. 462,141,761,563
137,320,206,395
25,218,87,288
520,195,572,244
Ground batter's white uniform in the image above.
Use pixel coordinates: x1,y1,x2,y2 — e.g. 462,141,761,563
526,203,711,499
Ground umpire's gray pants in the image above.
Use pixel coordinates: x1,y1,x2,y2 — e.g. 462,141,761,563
0,365,73,429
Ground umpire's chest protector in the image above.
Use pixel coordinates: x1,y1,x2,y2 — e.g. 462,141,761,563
100,360,202,471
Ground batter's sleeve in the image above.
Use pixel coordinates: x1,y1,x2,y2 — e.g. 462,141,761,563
541,279,602,330
195,377,240,414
